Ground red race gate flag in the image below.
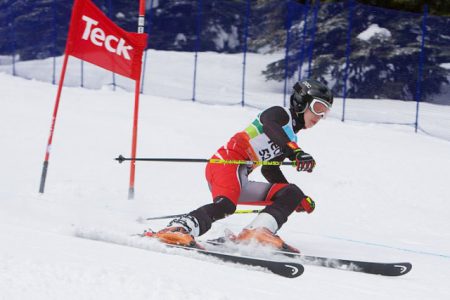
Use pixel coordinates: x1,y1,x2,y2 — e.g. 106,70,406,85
39,0,147,196
66,0,147,80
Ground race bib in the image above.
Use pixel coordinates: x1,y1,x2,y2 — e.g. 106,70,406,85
244,107,297,161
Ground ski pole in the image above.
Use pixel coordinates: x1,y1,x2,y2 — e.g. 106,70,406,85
115,155,294,166
233,209,262,214
142,209,262,221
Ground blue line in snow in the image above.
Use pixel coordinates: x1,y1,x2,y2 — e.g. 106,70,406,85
319,234,450,259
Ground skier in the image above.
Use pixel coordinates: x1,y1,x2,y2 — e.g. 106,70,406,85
145,79,333,252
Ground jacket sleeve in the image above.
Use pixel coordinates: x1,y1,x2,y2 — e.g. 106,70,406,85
259,106,292,152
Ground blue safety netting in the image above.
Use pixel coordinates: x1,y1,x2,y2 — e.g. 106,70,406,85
0,0,449,140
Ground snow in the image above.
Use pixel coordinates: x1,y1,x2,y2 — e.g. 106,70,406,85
0,55,17,65
440,62,450,70
209,24,240,51
146,0,159,10
115,12,125,19
173,33,187,48
357,24,392,41
1,49,450,299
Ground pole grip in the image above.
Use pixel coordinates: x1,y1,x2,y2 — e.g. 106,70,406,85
39,161,49,193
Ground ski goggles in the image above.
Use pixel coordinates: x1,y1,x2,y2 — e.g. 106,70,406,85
309,98,331,117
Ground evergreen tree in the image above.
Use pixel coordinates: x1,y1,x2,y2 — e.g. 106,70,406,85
263,1,450,103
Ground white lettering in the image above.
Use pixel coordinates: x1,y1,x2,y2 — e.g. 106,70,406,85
105,35,119,53
81,15,98,40
90,27,105,46
116,38,132,60
80,14,133,60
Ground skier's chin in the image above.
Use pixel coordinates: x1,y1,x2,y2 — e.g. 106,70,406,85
305,120,317,129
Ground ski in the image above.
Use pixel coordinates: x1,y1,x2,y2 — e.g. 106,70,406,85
273,250,412,276
162,243,304,278
74,230,303,278
206,237,412,277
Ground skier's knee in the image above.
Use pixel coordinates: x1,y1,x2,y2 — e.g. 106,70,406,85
262,184,305,228
274,184,305,210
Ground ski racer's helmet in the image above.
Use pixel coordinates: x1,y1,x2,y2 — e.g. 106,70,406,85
290,79,333,115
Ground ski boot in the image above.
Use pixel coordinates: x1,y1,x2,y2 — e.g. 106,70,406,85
236,227,300,253
143,214,204,249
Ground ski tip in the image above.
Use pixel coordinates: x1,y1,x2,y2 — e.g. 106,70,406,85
353,261,413,276
390,262,412,276
283,263,305,278
370,262,412,276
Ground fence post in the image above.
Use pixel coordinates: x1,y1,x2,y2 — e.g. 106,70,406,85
307,0,319,78
241,0,251,107
107,0,116,91
8,5,16,76
192,0,202,102
141,0,154,94
342,0,354,122
298,0,309,81
52,0,57,85
80,0,84,88
81,61,84,87
414,5,428,133
283,0,293,107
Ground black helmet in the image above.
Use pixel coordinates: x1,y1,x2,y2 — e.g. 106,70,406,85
290,79,333,114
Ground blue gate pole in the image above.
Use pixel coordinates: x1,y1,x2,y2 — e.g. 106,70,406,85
51,0,57,85
414,5,428,133
283,0,293,107
107,0,116,91
141,0,154,94
342,0,354,122
307,0,319,78
241,0,251,107
80,0,83,88
8,5,16,76
298,0,309,81
79,1,83,87
192,0,203,102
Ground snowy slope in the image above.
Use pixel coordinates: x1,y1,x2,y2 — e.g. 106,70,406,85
1,52,450,299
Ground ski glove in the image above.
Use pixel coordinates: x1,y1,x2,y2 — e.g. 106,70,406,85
296,196,315,214
286,142,316,172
